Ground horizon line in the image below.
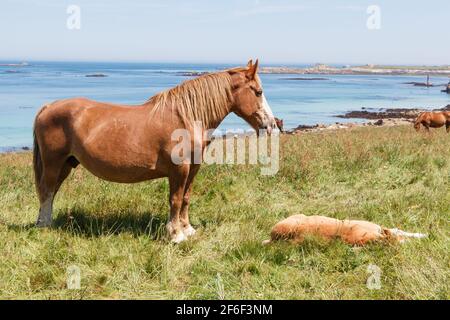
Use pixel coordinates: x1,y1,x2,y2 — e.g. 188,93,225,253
0,58,449,67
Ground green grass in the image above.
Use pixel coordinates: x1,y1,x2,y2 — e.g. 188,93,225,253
0,125,449,299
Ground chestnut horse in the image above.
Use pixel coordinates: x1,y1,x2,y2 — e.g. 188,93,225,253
414,111,450,132
33,60,276,243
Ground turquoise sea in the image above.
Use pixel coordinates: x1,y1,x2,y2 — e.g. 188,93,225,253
0,61,449,151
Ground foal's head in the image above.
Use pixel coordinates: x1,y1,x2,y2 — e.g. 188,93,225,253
228,60,277,134
414,113,424,131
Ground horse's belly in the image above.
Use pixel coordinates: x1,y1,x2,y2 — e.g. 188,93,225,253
74,140,166,183
78,156,165,183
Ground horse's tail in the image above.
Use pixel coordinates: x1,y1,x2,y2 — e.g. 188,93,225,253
33,130,42,191
33,105,48,192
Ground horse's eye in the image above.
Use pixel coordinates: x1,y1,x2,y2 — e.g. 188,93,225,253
255,90,263,97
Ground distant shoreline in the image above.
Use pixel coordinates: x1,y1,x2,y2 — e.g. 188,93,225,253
259,64,450,77
3,61,450,77
177,64,450,77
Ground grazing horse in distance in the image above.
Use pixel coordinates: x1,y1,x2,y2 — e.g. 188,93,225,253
274,117,284,132
414,111,450,132
33,59,277,243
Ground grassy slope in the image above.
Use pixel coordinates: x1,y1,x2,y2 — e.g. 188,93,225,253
0,125,448,299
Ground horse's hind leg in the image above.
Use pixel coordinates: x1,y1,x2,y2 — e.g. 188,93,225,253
446,122,450,133
36,157,72,227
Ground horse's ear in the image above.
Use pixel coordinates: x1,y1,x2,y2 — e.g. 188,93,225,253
246,59,258,80
246,59,253,68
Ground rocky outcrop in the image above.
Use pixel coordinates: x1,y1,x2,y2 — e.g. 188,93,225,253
337,105,450,121
85,74,108,77
442,84,450,94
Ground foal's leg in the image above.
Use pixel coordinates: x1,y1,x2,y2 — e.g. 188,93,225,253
166,165,190,243
446,122,450,133
180,164,201,237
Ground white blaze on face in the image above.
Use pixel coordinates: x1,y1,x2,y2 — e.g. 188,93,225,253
262,94,276,132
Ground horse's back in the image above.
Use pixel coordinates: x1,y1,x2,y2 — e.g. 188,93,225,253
33,98,167,182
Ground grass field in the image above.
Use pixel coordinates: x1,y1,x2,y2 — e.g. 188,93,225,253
0,125,448,299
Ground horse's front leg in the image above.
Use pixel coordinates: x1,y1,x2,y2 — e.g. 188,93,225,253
180,164,201,237
167,165,190,243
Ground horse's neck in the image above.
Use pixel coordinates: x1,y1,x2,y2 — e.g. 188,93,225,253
205,104,233,131
142,94,233,131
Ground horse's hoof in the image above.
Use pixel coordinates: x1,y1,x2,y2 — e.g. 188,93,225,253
171,232,187,244
36,219,51,228
183,225,196,237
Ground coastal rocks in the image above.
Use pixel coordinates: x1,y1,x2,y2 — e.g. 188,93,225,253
279,77,329,81
374,119,384,126
288,119,412,135
442,83,450,94
337,109,421,120
289,123,356,134
85,74,108,77
338,105,450,121
403,82,436,87
177,71,209,77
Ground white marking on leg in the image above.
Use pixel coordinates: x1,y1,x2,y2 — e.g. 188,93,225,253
36,193,54,227
167,221,188,243
183,224,196,237
172,232,187,243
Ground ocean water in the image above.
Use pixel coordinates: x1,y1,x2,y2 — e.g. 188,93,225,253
0,61,449,151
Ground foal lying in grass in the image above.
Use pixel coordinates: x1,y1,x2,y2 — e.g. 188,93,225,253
263,214,427,246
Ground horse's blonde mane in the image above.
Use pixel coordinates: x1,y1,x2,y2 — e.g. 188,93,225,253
147,71,234,127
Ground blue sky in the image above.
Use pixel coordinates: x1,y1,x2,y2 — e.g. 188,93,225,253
1,0,449,64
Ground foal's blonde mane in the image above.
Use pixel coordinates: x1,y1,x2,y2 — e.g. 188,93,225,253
147,71,235,127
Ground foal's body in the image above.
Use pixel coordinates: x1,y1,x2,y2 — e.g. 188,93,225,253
414,111,450,132
33,60,276,243
263,214,426,246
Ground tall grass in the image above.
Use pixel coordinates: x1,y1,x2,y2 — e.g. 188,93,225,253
0,125,448,299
